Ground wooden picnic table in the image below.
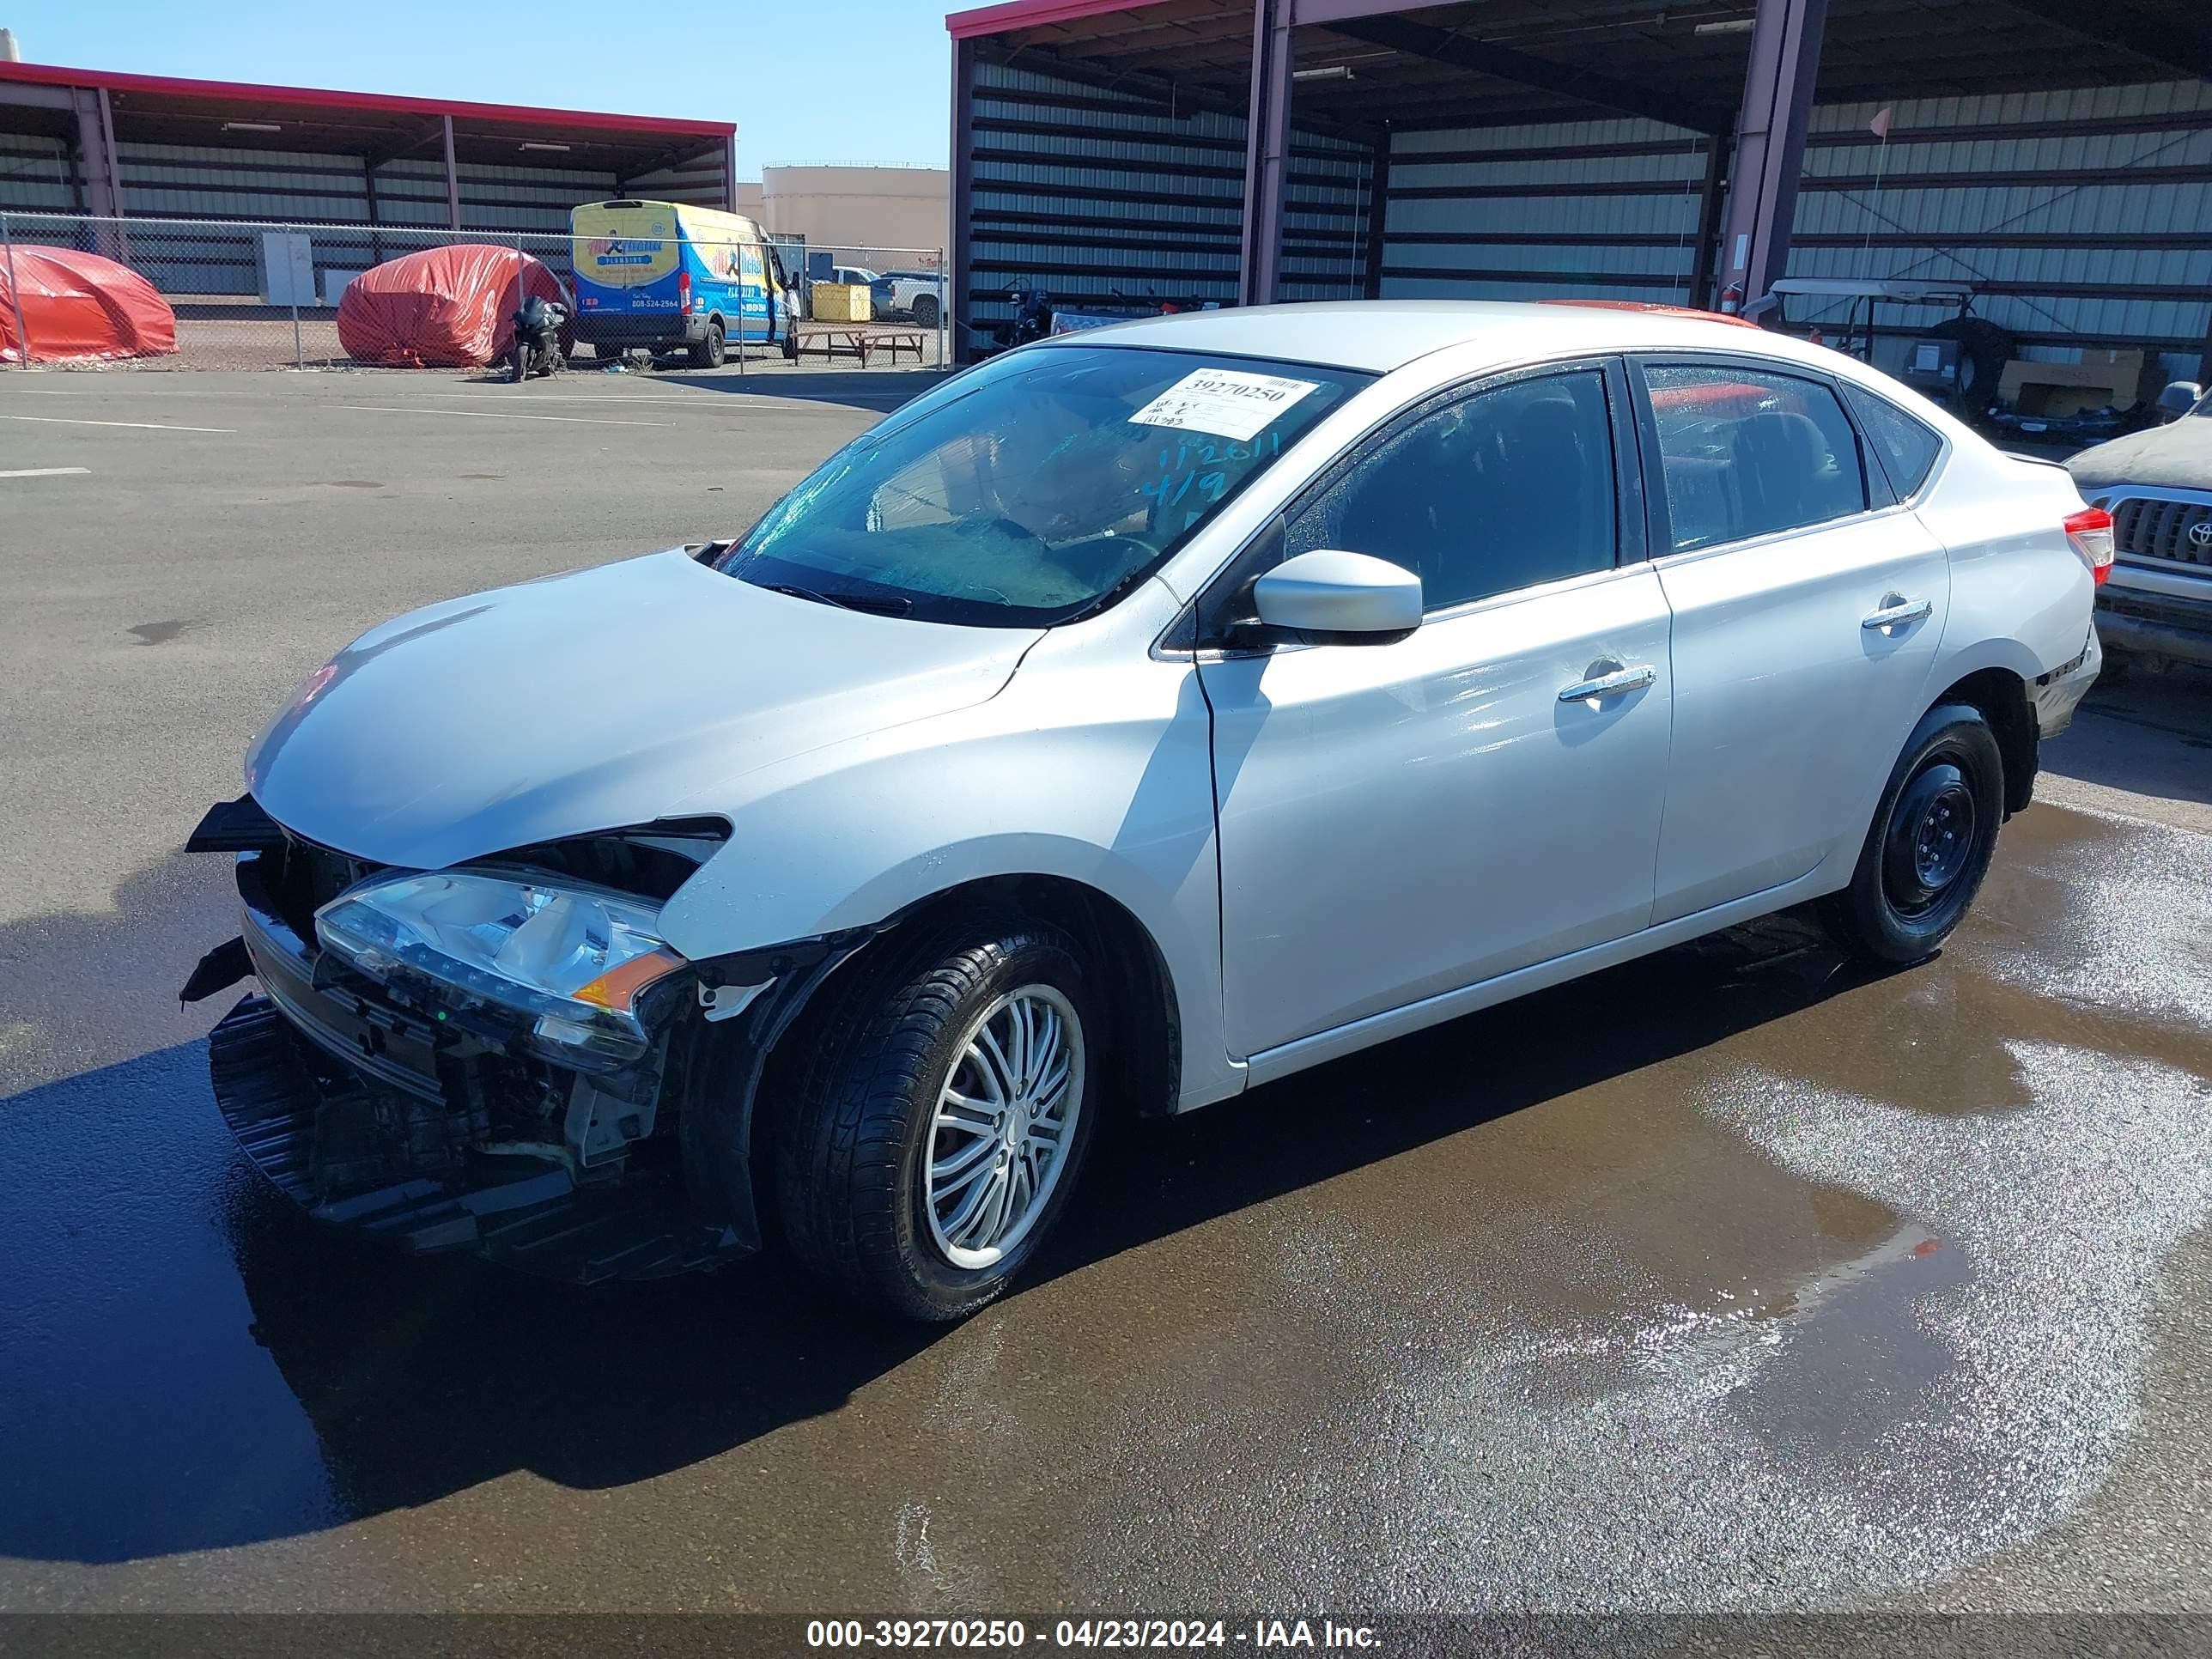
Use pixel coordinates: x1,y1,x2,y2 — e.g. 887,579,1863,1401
785,326,930,368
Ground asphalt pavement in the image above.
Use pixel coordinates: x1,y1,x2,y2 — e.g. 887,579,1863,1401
1,368,2209,1622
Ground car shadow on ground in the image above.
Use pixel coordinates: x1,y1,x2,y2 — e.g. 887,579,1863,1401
0,866,1890,1564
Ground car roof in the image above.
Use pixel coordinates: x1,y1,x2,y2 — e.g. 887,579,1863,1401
1041,299,1831,376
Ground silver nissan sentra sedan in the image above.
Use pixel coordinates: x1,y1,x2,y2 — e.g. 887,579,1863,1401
185,300,2106,1321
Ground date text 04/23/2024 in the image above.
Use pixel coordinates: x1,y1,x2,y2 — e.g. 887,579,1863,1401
805,1620,1382,1650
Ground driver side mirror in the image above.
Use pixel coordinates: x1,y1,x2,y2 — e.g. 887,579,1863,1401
1251,550,1422,644
2156,380,2203,423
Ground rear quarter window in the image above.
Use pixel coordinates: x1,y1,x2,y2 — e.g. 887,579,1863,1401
1840,382,1946,497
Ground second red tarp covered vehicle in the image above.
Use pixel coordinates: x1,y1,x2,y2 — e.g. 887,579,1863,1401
337,245,573,368
0,244,178,365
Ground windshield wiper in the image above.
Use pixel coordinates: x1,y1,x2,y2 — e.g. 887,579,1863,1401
761,581,912,617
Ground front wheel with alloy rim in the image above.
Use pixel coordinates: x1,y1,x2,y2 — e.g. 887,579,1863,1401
1820,702,2005,965
772,918,1100,1322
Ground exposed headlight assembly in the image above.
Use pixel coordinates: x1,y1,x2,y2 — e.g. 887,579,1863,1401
315,870,687,1067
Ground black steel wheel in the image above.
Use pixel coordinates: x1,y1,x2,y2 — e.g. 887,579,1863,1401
1820,702,2005,965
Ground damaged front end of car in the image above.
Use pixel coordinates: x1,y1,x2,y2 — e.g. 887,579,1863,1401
182,796,862,1284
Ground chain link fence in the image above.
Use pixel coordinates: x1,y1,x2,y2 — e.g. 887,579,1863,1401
0,211,947,372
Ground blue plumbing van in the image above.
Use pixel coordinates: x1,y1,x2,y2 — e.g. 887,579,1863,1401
569,199,789,366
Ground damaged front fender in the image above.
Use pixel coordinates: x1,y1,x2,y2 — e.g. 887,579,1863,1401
674,932,875,1252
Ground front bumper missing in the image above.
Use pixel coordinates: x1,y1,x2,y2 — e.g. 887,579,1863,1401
186,798,876,1280
188,825,736,1282
210,997,732,1281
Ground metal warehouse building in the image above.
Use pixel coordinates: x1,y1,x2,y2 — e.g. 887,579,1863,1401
943,0,2212,377
0,59,735,291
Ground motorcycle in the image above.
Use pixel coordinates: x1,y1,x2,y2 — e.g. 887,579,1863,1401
1006,283,1054,348
508,294,568,382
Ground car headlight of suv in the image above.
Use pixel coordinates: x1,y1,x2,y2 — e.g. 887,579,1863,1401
315,870,687,1067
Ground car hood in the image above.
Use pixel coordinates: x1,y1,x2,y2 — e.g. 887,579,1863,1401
2067,420,2212,493
248,550,1041,869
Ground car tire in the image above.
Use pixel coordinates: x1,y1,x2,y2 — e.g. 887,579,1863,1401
1820,702,2005,966
912,294,939,331
690,317,726,369
772,916,1100,1322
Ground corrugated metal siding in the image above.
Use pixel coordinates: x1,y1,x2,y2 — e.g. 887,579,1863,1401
1382,118,1713,304
959,53,1379,340
100,143,371,295
0,134,76,213
1282,128,1373,302
963,57,1245,337
3,119,684,288
363,157,619,234
1790,81,2212,369
62,150,613,294
122,222,316,296
624,155,729,209
363,158,453,228
116,141,370,222
453,161,620,235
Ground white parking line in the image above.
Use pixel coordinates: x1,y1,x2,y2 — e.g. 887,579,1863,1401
0,466,90,478
340,404,675,428
428,393,736,404
0,414,234,433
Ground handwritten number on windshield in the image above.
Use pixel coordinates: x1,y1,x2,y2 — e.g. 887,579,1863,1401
1142,429,1279,529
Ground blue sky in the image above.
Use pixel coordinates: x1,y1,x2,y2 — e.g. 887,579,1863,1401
1,0,956,176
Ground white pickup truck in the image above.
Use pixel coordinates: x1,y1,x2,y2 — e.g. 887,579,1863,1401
874,270,945,331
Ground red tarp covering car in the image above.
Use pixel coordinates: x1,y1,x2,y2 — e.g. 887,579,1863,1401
337,244,573,368
0,245,178,364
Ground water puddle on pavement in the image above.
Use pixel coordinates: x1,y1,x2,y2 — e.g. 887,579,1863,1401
4,804,2210,1613
1003,806,2212,1609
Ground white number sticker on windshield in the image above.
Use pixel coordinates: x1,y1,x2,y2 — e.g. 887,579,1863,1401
1128,368,1322,441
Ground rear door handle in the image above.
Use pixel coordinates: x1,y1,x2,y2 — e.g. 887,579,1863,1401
1863,595,1933,631
1559,664,1657,703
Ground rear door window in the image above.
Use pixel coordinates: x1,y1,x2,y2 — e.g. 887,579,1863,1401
1641,362,1870,551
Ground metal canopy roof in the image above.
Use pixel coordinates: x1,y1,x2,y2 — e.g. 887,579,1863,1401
0,61,734,174
1769,277,1978,300
951,0,2212,132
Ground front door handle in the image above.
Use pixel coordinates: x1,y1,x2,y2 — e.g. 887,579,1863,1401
1559,663,1657,703
1863,594,1933,632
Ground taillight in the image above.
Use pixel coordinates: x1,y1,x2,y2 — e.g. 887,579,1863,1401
678,270,692,316
2063,505,2115,586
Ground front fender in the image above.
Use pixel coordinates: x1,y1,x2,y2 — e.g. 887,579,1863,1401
656,631,1238,1108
